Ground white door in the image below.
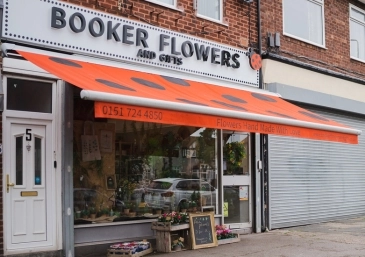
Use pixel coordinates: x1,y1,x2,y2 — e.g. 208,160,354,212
222,132,251,229
5,122,52,249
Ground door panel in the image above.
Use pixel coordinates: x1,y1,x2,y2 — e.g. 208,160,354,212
222,132,251,228
9,124,47,244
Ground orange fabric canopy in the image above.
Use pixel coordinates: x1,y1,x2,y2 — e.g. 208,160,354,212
17,50,360,144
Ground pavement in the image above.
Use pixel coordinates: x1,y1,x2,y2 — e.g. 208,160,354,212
147,215,365,257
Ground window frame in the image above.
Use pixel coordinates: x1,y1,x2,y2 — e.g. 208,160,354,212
195,0,225,25
144,0,183,12
349,4,365,63
282,0,326,48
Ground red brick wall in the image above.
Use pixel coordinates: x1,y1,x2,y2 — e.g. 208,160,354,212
60,0,258,50
261,0,365,81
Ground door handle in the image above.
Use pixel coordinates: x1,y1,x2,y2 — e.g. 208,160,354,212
6,174,15,193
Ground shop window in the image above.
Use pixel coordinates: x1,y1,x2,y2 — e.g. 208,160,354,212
350,5,365,62
223,133,249,176
283,0,325,47
195,0,223,23
73,113,217,225
7,78,52,113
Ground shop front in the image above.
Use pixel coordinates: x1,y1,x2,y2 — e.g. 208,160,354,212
1,1,361,256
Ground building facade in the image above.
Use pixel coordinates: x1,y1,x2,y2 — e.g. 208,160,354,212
0,0,363,257
260,0,365,229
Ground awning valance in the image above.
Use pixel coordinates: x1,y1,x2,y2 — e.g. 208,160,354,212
16,49,361,144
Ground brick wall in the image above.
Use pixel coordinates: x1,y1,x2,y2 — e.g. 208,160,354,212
60,0,258,51
261,0,365,81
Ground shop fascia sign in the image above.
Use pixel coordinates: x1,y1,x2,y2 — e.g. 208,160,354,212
2,0,259,87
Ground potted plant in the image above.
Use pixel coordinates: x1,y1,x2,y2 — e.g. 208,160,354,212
154,207,163,215
189,201,197,212
215,224,240,245
126,202,136,217
124,202,132,214
99,208,109,218
89,207,97,219
171,237,184,251
180,201,188,213
81,209,90,219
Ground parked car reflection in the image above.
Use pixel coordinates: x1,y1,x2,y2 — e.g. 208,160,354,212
143,178,216,212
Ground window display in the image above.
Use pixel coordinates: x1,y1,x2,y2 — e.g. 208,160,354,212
73,115,217,225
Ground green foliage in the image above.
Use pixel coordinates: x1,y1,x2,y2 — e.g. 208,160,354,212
196,128,216,165
89,207,97,214
223,141,245,173
81,209,90,217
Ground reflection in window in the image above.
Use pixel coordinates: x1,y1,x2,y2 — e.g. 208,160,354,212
283,0,324,46
196,0,222,22
73,120,217,225
350,5,365,61
7,78,52,113
34,137,42,185
16,136,23,185
223,186,249,223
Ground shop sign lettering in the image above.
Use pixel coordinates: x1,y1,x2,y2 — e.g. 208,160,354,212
51,7,240,67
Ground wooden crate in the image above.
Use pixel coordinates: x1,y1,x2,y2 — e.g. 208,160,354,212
151,221,189,231
217,234,240,245
107,247,153,257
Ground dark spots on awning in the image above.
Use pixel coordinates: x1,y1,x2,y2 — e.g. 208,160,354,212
299,111,329,121
222,95,247,104
251,92,276,102
161,76,190,86
176,98,208,106
49,57,82,68
95,79,135,91
131,77,165,90
211,100,247,111
267,110,295,119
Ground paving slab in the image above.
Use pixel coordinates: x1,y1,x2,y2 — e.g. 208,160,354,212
83,215,365,257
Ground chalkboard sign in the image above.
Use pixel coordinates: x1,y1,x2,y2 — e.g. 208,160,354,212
189,213,217,249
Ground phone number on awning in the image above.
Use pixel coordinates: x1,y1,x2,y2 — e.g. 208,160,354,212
100,104,163,121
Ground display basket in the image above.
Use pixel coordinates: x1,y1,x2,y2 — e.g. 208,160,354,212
107,240,153,257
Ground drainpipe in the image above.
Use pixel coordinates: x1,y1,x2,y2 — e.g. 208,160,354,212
256,0,267,232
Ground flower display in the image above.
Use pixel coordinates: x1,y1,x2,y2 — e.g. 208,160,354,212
158,211,188,224
171,237,184,248
109,241,150,254
215,224,237,240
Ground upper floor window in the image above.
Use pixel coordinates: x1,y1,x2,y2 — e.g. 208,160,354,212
350,5,365,61
283,0,325,47
195,0,223,23
145,0,177,9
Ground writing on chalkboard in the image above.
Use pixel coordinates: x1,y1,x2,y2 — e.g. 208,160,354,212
189,213,217,249
192,216,213,244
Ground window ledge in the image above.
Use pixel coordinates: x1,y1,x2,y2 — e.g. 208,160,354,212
283,32,327,49
74,218,156,228
144,0,184,12
196,14,229,27
350,56,365,64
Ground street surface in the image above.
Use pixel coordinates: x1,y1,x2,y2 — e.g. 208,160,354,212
149,216,365,257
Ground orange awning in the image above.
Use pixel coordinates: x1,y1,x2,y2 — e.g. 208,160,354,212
16,49,361,144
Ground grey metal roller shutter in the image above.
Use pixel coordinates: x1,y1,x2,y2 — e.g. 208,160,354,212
268,107,365,229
